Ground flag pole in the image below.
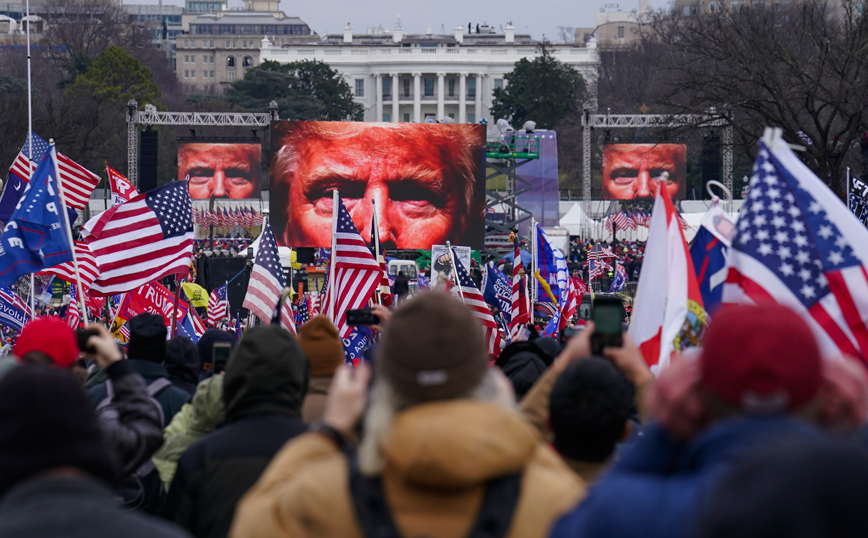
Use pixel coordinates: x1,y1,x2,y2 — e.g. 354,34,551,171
530,218,537,305
372,198,382,306
327,190,338,322
847,167,850,202
446,241,465,302
50,144,88,325
25,0,34,320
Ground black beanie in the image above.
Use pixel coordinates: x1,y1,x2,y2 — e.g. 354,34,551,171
0,365,119,498
127,313,167,363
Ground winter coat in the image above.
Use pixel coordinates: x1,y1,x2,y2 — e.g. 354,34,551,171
550,417,823,538
301,376,331,423
88,359,191,427
164,327,308,538
393,273,409,296
154,375,225,490
0,475,191,538
98,360,166,477
229,400,586,538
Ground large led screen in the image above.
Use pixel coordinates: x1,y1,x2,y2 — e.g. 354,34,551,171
602,143,687,200
269,121,487,250
177,142,262,199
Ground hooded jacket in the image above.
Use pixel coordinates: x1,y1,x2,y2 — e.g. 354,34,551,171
154,375,225,490
230,400,586,538
164,327,309,538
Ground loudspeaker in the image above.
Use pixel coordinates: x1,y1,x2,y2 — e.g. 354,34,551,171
196,257,250,317
296,247,315,264
140,129,159,193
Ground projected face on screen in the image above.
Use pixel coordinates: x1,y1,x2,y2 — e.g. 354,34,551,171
602,144,687,200
270,122,486,249
177,143,261,199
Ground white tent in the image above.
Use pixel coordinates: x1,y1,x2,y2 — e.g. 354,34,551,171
558,202,590,235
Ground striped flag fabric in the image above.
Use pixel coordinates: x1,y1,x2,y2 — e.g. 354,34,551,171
106,165,137,207
82,181,194,296
509,234,529,336
9,134,100,210
242,221,296,334
66,285,81,329
297,299,310,326
207,283,228,327
450,246,501,358
559,276,586,330
38,241,100,292
370,211,393,307
724,134,868,364
323,193,381,339
0,288,32,330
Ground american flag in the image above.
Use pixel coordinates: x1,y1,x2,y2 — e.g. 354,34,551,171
559,276,587,330
724,139,868,363
297,299,310,325
450,246,501,358
509,234,529,337
82,180,194,296
66,285,80,329
323,193,381,339
623,210,636,230
9,133,100,209
189,306,207,336
38,241,100,292
588,243,616,281
310,291,322,316
242,221,296,334
207,283,228,327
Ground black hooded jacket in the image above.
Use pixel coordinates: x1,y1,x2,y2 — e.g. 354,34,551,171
164,327,309,538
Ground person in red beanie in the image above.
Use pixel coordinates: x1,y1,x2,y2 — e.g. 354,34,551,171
550,302,868,538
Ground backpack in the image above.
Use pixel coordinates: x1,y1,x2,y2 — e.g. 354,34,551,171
347,451,522,538
96,377,172,513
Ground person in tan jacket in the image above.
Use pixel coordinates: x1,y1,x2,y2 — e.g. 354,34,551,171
297,316,344,423
230,292,586,538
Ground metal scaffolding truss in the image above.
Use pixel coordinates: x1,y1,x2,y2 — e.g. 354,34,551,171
580,110,734,236
125,99,279,188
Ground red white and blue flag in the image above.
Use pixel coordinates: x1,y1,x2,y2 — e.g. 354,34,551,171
324,194,381,339
242,221,296,334
207,283,228,327
509,233,529,338
66,285,81,329
724,134,868,364
83,181,194,296
450,246,502,358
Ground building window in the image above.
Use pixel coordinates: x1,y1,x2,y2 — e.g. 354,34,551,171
210,70,215,78
468,113,476,123
467,78,476,98
424,78,434,96
617,26,625,38
403,78,410,97
494,78,503,90
225,40,231,47
227,56,235,67
448,78,455,96
355,79,365,97
383,112,391,122
403,113,410,122
382,77,391,98
243,56,253,67
228,71,236,80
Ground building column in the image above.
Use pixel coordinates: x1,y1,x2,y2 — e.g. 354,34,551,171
459,72,467,123
391,72,399,122
375,74,383,122
475,74,483,123
436,72,445,120
413,72,421,122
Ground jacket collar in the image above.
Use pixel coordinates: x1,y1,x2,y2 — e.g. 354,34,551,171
0,475,111,507
127,359,170,382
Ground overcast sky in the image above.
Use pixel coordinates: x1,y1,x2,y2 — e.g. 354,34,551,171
132,0,672,40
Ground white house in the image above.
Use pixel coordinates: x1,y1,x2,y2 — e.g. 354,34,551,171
259,22,599,123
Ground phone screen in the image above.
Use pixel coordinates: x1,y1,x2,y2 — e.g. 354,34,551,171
213,343,232,374
594,304,623,335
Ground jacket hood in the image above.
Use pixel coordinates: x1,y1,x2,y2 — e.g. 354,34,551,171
499,351,547,399
223,326,309,422
189,375,225,435
380,400,538,490
165,336,200,386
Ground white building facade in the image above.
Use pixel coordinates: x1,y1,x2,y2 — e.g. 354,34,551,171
259,24,599,123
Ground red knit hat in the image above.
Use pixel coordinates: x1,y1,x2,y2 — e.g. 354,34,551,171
701,302,822,414
14,317,79,368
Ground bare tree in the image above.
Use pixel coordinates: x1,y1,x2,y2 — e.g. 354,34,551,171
557,25,577,44
645,0,868,195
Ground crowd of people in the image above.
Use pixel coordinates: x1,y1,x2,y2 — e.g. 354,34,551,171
2,289,868,538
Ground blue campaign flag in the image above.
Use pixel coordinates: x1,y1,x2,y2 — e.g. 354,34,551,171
177,313,201,343
689,201,733,314
343,325,374,364
535,224,569,306
0,148,73,287
609,264,628,293
482,264,512,325
0,133,52,223
0,288,32,330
